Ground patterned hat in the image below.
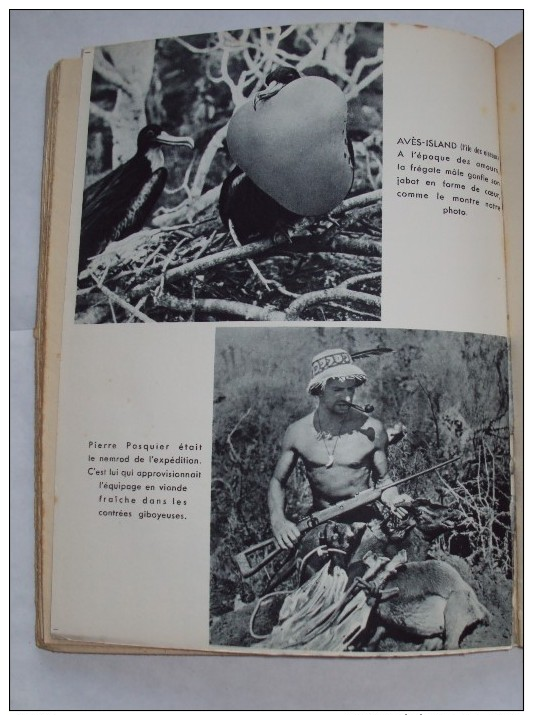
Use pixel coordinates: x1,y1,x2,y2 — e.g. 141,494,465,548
307,348,366,394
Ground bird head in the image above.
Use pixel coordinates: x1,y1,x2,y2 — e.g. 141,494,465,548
137,124,194,152
253,66,302,110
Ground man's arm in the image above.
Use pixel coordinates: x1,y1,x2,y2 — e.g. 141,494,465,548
268,424,302,549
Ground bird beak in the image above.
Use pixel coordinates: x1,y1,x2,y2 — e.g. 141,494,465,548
156,132,194,149
253,82,286,110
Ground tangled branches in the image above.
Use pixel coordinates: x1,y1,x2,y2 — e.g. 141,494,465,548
433,436,513,576
76,191,383,323
77,23,384,323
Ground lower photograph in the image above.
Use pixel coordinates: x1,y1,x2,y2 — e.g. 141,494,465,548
209,326,514,655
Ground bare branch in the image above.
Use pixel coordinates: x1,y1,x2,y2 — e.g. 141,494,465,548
285,277,380,320
332,189,382,215
89,102,113,123
126,296,149,323
346,62,383,101
158,294,286,321
131,227,293,299
229,219,272,290
93,48,134,97
152,185,221,226
131,190,382,299
351,48,383,84
190,124,228,200
92,281,155,323
284,234,381,258
226,407,253,462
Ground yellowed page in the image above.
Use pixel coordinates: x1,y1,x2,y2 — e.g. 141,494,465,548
496,33,523,647
35,59,82,648
44,23,512,654
383,24,506,334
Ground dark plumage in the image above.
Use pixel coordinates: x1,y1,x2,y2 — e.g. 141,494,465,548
219,68,303,243
220,68,355,243
219,165,298,241
79,124,193,272
253,66,303,109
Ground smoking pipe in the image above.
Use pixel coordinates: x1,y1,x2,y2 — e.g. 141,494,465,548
348,402,374,413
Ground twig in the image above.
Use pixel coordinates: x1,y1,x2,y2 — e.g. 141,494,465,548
130,231,294,300
328,303,379,319
190,124,228,200
351,48,383,85
135,245,164,275
127,296,149,323
152,185,221,226
285,284,380,320
193,230,218,261
282,234,381,258
107,297,117,323
226,407,253,462
93,281,155,323
89,102,112,123
346,62,383,100
92,48,134,98
132,190,382,299
267,279,300,298
158,294,286,321
331,190,382,215
157,240,186,296
228,219,272,291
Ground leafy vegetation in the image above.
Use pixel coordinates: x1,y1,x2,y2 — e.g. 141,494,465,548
210,327,513,648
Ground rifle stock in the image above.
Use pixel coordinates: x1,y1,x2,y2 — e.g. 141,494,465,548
234,456,459,577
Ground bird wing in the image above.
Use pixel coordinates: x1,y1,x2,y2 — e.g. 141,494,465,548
218,166,246,228
82,158,147,236
79,159,167,269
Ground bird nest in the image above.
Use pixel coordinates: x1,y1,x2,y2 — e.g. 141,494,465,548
75,191,382,323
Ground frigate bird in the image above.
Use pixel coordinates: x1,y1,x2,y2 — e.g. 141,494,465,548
252,66,303,109
219,68,355,243
219,165,298,241
79,124,194,272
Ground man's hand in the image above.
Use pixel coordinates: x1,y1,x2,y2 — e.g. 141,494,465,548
381,492,413,519
271,516,301,550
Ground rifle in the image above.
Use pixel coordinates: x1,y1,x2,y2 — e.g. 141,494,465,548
234,456,459,577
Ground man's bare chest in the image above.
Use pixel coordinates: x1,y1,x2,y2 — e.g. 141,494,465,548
296,425,378,469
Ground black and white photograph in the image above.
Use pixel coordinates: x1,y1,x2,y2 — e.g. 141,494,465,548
75,22,383,323
209,327,513,653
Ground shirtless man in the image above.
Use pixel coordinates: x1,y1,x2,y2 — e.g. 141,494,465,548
269,347,410,549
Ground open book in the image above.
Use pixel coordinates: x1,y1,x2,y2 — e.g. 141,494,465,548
35,20,523,656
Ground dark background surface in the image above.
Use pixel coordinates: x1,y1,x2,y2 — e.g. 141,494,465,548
11,9,524,710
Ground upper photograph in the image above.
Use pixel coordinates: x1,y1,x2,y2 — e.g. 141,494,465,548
74,22,383,323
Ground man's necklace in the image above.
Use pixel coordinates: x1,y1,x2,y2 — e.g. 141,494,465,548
315,411,348,469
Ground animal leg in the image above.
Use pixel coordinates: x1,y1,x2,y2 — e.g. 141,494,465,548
442,589,478,650
362,625,386,651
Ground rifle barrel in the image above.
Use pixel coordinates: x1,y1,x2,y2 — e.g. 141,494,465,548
235,455,459,577
379,455,459,493
298,455,459,528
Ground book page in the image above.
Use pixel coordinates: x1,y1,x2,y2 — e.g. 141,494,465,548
35,58,82,647
45,22,513,654
496,33,523,647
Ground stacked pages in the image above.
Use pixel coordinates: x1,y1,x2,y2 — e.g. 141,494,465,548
35,21,522,655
